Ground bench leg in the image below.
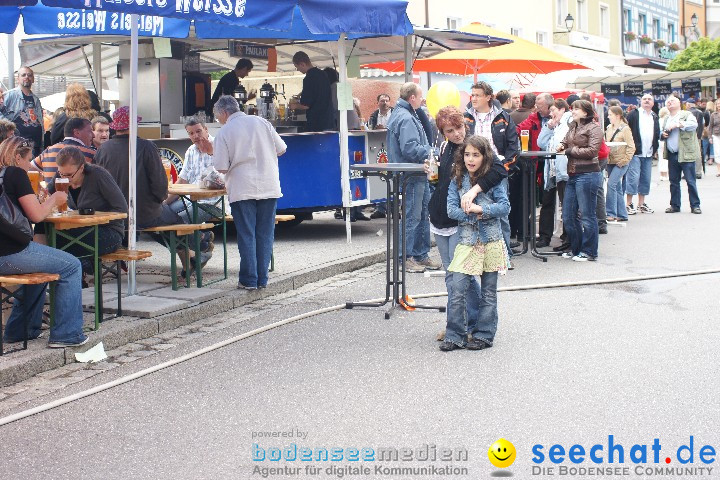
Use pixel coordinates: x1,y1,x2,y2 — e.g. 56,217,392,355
0,285,4,356
169,233,178,291
116,260,123,317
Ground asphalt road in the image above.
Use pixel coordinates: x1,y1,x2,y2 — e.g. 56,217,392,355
2,173,720,480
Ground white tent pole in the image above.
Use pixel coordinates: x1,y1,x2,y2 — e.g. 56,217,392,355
92,43,102,105
338,33,351,244
403,35,412,83
7,34,14,89
127,15,138,296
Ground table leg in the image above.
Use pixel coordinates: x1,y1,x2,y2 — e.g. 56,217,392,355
529,158,560,260
192,201,202,288
48,224,56,328
93,226,101,329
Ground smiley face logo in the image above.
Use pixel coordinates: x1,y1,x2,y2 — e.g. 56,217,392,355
488,438,516,468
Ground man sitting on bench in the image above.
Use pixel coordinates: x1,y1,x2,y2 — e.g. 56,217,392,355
94,107,211,273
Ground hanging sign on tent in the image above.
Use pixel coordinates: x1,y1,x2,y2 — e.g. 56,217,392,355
601,84,621,96
681,78,701,95
229,41,269,59
22,4,190,37
623,82,644,97
652,80,673,96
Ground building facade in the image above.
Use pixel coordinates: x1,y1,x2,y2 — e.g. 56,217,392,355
708,0,720,38
622,0,680,69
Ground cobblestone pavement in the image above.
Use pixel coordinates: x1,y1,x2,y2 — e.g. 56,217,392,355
0,264,386,415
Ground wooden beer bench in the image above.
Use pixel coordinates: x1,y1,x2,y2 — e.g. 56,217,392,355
142,223,214,290
100,249,153,317
214,215,295,271
0,273,60,355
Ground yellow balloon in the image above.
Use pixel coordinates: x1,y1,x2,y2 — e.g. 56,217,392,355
425,81,461,117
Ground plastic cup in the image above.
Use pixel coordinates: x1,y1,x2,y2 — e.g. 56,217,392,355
55,178,69,213
27,171,41,195
520,130,530,152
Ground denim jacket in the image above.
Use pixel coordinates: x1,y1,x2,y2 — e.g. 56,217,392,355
447,173,510,245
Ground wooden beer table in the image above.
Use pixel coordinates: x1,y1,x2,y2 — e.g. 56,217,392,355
168,184,227,287
44,211,128,330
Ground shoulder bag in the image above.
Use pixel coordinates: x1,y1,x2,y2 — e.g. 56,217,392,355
0,168,33,245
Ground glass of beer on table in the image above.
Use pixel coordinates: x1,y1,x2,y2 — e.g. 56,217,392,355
27,171,41,195
163,161,173,184
520,130,530,152
55,178,69,214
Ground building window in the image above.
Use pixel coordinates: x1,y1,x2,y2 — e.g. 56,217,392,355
669,23,676,43
653,18,661,38
576,0,588,31
600,4,610,37
623,8,632,32
536,31,548,47
556,0,568,27
638,13,647,35
446,17,462,30
511,27,522,38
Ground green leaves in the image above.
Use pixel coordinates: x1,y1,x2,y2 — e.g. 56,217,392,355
667,37,720,71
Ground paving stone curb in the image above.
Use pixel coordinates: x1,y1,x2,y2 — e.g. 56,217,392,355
0,249,385,388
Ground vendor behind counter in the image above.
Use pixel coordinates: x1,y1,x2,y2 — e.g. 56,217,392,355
288,51,334,132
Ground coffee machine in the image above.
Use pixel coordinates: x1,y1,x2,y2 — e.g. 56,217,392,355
258,81,277,121
234,83,248,109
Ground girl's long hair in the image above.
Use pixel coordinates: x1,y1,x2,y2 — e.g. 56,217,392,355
452,135,494,188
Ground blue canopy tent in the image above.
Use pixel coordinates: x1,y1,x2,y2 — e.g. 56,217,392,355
1,0,417,292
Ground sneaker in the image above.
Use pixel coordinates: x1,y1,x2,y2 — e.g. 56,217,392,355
692,207,702,214
237,282,257,290
639,203,654,213
572,253,596,262
404,258,426,273
665,207,680,213
627,203,637,215
466,338,492,351
370,211,386,219
48,335,89,349
561,252,574,259
416,257,442,270
439,341,464,352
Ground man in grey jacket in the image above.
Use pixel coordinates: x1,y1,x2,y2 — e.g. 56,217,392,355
386,82,441,273
1,66,44,156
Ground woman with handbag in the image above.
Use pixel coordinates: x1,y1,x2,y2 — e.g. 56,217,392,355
0,136,88,348
556,100,603,262
605,106,636,222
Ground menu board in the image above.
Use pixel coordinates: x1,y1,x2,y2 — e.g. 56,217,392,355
601,84,621,96
652,80,673,95
623,82,644,97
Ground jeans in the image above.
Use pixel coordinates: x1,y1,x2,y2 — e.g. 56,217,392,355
563,173,600,258
56,226,123,273
137,204,183,249
168,198,223,224
401,177,431,261
0,242,86,344
596,160,607,226
667,151,701,210
499,179,512,256
230,198,277,288
625,156,653,196
435,231,480,337
446,270,499,347
606,164,629,220
538,186,557,242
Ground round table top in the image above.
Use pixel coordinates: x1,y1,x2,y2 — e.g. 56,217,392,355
517,151,556,157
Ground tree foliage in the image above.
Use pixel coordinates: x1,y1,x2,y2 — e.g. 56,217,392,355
667,37,720,71
210,70,230,80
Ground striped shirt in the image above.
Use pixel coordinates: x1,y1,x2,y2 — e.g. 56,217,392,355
33,137,96,181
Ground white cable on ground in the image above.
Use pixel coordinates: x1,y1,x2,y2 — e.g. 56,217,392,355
1,268,718,426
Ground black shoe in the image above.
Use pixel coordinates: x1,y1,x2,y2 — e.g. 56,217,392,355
466,339,492,350
665,207,680,213
354,212,371,221
692,207,702,214
334,209,343,219
439,341,464,352
370,211,386,219
535,238,550,248
511,248,522,255
509,241,520,248
599,225,608,234
553,242,571,252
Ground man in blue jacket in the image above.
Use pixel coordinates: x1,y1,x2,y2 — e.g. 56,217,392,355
386,82,441,273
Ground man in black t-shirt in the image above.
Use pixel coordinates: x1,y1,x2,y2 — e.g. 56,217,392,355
210,58,255,113
288,51,334,132
1,66,44,156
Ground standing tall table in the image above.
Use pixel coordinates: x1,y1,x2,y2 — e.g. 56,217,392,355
346,163,445,319
516,151,562,262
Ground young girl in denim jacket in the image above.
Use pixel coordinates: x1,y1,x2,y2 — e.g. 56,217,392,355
440,135,510,352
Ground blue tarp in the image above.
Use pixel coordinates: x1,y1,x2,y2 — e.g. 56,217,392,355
35,0,411,34
21,4,190,37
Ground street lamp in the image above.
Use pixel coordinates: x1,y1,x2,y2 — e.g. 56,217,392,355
683,12,699,47
553,13,575,34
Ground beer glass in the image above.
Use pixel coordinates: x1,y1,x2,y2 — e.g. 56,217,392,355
163,161,172,184
27,171,41,195
520,130,530,152
55,178,69,214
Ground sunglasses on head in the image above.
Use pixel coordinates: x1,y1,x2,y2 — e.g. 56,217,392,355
16,137,30,148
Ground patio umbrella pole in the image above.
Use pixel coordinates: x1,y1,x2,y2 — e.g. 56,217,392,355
127,15,138,296
7,34,14,89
